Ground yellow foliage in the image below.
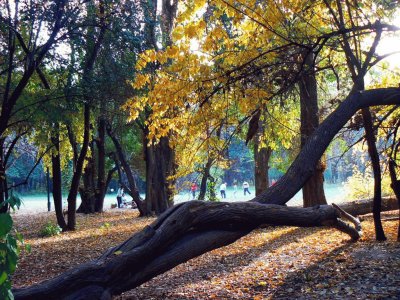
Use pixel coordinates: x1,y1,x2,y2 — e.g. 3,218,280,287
124,0,397,176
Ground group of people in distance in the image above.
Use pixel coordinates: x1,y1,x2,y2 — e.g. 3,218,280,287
115,180,255,207
190,181,252,200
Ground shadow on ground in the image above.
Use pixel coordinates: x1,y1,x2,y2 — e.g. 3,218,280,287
119,226,325,299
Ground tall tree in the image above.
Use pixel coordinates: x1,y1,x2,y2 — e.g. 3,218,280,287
298,51,327,207
0,0,73,211
321,0,399,240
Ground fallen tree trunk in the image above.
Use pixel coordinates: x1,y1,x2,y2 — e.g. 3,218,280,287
338,197,398,216
13,88,400,299
14,202,360,300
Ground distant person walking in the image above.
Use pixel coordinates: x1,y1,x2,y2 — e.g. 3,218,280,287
191,182,198,200
220,182,227,199
243,181,251,195
117,184,124,208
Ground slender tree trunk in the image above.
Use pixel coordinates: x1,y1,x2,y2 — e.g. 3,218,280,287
388,159,400,241
95,116,107,212
198,159,213,200
66,124,78,172
66,103,91,230
361,107,386,240
299,51,327,207
106,124,145,215
51,125,67,230
0,139,7,213
352,73,386,240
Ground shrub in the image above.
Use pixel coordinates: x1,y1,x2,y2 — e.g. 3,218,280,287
39,222,62,237
344,167,394,200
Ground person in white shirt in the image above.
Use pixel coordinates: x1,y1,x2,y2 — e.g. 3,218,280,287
243,181,251,195
117,184,124,208
220,182,227,199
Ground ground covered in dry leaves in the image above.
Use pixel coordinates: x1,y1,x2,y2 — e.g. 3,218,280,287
12,208,400,299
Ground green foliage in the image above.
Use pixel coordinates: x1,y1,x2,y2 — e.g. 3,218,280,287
0,195,28,300
39,222,62,237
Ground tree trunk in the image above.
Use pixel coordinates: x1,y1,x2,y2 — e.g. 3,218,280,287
198,158,213,200
12,87,400,299
106,123,145,215
144,136,175,215
254,142,272,196
361,108,386,240
77,157,96,214
299,51,327,207
51,125,67,230
388,159,400,241
66,103,91,230
67,0,106,224
0,139,7,213
95,116,107,212
77,116,108,214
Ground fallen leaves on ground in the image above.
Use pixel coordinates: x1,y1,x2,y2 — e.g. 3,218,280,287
12,209,400,299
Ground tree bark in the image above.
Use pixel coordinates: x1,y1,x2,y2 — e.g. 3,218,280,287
361,107,386,240
66,103,91,230
198,158,213,200
51,125,67,230
299,51,327,207
144,136,175,215
388,159,400,241
77,156,96,214
12,87,400,299
0,139,7,213
95,116,107,212
254,141,272,196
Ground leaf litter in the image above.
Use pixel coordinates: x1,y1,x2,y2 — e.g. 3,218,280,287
11,209,400,299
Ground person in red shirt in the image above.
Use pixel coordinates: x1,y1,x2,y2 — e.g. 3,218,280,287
191,182,198,200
